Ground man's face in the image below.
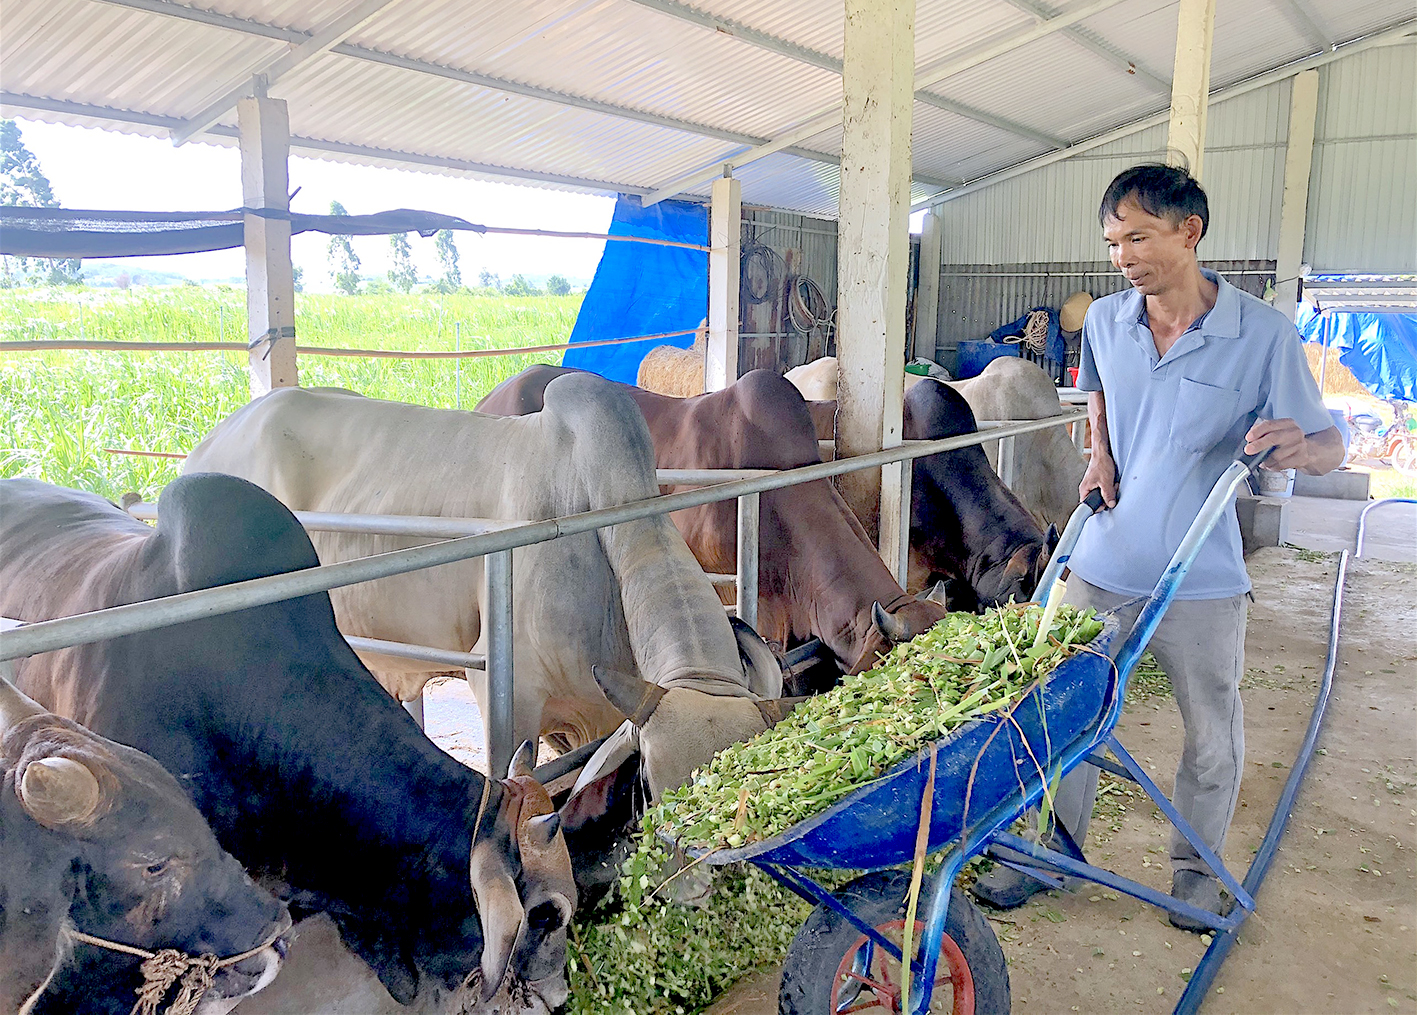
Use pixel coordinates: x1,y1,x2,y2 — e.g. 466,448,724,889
1102,196,1203,298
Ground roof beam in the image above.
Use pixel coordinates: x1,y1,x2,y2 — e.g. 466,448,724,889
0,92,652,195
173,0,399,145
913,17,1417,210
913,0,1130,90
623,0,1065,147
87,0,841,169
995,0,1172,91
1279,0,1335,53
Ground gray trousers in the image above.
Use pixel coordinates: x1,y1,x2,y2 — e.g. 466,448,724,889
1050,578,1248,875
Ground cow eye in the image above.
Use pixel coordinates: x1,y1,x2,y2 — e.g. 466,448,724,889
143,860,170,879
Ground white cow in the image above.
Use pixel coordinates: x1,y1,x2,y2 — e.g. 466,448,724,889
785,356,1084,529
184,375,785,800
948,358,1085,530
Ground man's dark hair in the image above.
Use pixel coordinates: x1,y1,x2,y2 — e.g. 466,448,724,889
1099,163,1209,240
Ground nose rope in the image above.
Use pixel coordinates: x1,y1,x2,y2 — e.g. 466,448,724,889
63,924,284,1015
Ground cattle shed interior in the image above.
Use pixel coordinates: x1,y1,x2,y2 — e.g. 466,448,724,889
5,0,1415,560
3,1,1417,1013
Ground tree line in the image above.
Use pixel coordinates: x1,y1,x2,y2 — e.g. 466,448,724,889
326,200,573,297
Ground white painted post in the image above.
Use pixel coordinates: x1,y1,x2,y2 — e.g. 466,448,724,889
836,0,914,575
1166,0,1216,179
238,93,298,396
735,492,759,631
705,174,742,392
1275,70,1320,324
403,695,425,729
913,209,943,362
997,435,1017,489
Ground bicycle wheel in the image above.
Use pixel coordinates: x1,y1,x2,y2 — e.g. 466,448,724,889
778,869,1009,1015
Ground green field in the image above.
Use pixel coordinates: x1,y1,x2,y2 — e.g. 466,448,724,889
1,286,580,502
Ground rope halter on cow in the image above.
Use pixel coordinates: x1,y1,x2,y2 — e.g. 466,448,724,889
63,924,285,1015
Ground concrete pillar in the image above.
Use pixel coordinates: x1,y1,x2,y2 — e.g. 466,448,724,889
835,0,914,567
1275,70,1320,323
1166,0,1216,179
239,95,298,396
913,209,943,362
705,174,741,391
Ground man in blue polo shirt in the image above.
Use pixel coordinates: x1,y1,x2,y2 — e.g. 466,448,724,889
974,164,1343,930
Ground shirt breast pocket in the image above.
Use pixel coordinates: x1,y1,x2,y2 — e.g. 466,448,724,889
1170,376,1242,455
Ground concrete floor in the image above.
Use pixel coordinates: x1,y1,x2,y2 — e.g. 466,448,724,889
1284,494,1416,563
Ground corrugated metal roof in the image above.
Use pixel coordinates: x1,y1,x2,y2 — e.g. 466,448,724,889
1,0,1412,216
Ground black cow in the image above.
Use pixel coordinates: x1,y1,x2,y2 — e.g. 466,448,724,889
0,476,576,1013
1,672,290,1015
898,379,1059,614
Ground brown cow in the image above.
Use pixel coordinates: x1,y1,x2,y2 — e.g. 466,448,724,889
478,366,948,678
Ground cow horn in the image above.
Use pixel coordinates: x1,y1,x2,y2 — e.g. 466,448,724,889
592,665,667,727
469,845,525,1004
507,739,536,780
19,757,102,827
871,602,909,644
0,674,44,736
524,812,562,850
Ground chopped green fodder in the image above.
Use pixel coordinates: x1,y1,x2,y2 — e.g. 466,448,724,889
659,605,1105,850
567,605,1106,1013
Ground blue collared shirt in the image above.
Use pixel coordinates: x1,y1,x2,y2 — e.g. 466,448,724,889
1072,269,1333,599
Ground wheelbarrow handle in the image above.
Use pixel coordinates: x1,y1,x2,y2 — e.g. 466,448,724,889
1082,487,1106,513
1239,446,1274,474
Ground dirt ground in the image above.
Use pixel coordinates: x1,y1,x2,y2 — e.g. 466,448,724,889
708,547,1417,1015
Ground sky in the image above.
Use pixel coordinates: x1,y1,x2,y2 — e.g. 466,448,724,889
13,117,617,291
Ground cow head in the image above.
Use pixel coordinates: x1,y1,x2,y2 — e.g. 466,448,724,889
401,743,574,1015
572,665,807,806
972,526,1059,608
364,746,575,1014
0,675,290,1015
855,581,952,673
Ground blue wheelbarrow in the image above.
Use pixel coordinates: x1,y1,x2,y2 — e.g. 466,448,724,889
668,450,1272,1014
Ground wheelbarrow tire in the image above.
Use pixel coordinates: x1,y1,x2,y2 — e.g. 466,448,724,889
778,869,1009,1014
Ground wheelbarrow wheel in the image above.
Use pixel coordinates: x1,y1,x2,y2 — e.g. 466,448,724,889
778,869,1008,1014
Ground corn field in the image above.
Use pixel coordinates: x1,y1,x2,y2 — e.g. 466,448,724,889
1,286,581,502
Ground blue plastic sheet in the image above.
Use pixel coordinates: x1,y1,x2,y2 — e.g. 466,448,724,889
988,306,1064,363
562,196,708,384
1297,302,1417,403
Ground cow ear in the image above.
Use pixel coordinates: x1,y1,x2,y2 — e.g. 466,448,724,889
469,844,525,1003
591,666,666,728
918,580,949,606
565,721,638,814
728,617,783,699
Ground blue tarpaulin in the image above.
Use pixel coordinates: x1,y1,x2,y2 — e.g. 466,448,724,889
1297,303,1417,402
562,196,708,384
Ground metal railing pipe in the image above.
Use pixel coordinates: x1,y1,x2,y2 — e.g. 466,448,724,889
129,502,516,540
485,549,515,779
344,635,486,670
657,468,777,485
736,492,760,631
0,411,1083,664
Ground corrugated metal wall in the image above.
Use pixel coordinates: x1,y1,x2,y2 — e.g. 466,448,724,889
1306,43,1417,271
935,260,1276,359
926,43,1415,363
933,45,1414,270
737,207,838,374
